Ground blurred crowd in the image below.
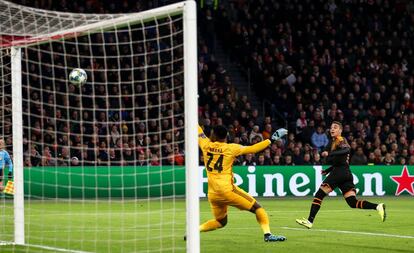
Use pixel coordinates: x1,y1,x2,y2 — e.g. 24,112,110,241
205,0,414,166
5,0,414,166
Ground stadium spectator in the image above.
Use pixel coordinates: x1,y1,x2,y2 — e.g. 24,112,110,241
284,155,294,166
242,153,256,166
256,154,270,166
249,125,264,143
311,126,329,151
313,153,322,165
350,147,368,165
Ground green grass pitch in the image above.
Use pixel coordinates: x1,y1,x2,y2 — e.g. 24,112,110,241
0,196,413,252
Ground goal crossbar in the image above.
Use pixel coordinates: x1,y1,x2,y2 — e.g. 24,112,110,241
0,1,185,48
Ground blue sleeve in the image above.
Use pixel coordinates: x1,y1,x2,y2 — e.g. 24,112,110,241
5,152,12,173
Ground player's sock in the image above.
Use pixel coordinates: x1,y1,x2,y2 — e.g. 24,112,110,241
255,207,271,234
308,188,327,223
361,201,378,209
199,219,223,232
345,196,377,209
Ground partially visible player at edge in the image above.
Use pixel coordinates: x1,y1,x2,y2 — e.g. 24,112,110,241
0,138,13,192
198,124,287,242
296,121,386,229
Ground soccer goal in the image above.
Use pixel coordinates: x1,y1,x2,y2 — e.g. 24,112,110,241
0,1,199,252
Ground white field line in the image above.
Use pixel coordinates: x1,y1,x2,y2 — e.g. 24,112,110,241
20,209,411,216
16,226,414,240
0,241,14,246
0,241,93,253
280,226,414,239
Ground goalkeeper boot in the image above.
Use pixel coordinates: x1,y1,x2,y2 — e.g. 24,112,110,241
264,233,286,242
376,203,386,222
296,218,313,229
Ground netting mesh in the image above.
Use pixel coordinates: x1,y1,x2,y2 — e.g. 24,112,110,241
0,1,191,252
0,0,122,37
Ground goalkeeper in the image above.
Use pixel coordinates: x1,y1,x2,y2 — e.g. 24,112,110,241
198,124,287,242
0,138,13,192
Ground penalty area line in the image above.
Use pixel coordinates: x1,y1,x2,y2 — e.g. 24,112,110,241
281,226,414,239
0,241,93,253
0,241,14,246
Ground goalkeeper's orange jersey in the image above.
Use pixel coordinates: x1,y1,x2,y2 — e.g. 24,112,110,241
198,125,271,194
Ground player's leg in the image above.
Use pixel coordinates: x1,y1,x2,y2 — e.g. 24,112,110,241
296,179,335,229
249,201,270,235
229,186,286,242
341,184,386,222
308,183,332,223
199,195,228,232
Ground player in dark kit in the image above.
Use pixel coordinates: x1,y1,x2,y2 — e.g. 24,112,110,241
296,121,386,229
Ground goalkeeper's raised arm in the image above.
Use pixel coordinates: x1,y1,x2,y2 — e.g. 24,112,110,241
239,128,288,155
198,124,287,156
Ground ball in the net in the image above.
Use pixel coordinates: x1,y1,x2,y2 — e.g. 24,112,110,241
69,68,87,86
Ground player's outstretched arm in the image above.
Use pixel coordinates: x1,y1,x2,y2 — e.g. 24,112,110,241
198,124,211,150
328,147,350,156
240,128,288,155
240,139,271,155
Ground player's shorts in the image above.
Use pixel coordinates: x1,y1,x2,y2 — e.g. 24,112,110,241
322,167,355,194
0,169,3,181
207,185,256,220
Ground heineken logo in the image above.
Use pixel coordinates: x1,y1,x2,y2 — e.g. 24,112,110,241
199,165,414,197
20,166,414,198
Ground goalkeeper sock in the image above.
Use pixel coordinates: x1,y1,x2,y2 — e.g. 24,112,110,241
255,207,271,234
308,188,327,223
199,219,223,232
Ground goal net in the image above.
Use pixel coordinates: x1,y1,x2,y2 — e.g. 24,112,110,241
0,1,199,252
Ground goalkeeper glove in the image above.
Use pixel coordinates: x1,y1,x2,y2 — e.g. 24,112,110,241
8,172,12,180
271,128,288,141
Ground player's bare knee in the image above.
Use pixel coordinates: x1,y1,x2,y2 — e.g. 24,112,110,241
217,216,227,227
320,184,332,194
343,189,356,198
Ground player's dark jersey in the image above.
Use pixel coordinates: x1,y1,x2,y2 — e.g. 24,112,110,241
322,136,354,193
324,136,350,167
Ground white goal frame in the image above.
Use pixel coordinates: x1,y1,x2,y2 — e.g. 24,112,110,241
6,1,199,252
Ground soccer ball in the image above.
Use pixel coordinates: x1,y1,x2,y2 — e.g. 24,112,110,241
69,68,87,86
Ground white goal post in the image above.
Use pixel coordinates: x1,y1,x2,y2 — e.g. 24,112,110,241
1,1,199,252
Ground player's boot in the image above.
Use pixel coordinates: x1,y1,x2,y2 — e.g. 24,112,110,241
376,203,386,222
296,218,313,229
264,233,286,242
